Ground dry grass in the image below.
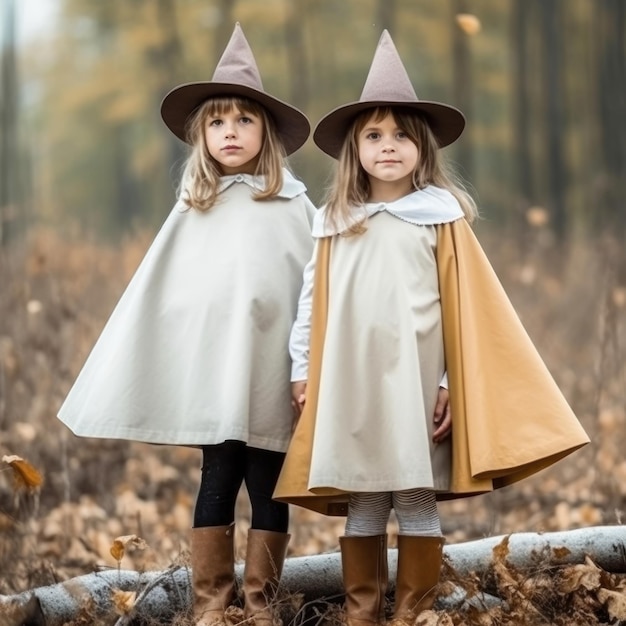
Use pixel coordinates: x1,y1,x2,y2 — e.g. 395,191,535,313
0,225,625,624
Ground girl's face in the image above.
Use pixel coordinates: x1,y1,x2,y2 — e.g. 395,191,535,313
204,106,264,175
357,112,418,201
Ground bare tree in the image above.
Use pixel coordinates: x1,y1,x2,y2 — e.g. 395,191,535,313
594,0,626,235
540,0,567,242
0,0,18,245
511,0,534,213
214,0,235,62
152,0,186,205
284,0,310,113
376,0,396,32
451,0,473,182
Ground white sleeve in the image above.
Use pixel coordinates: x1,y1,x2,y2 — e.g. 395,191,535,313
289,242,317,381
440,372,448,389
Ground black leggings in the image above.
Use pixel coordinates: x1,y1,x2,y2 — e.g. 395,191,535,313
193,440,288,533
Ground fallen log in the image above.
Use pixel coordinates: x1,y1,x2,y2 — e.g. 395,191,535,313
1,525,624,626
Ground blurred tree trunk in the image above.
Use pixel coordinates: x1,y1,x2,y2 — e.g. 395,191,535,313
511,1,533,215
451,0,473,182
113,127,141,226
285,1,310,113
376,0,396,32
594,0,626,236
510,0,534,255
0,0,18,245
214,0,235,62
539,0,567,243
152,0,186,204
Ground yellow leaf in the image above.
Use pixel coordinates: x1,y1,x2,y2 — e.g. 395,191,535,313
111,589,137,616
456,13,481,36
2,454,43,491
110,534,148,563
110,540,125,562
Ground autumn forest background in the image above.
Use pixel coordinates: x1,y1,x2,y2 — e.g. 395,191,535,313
0,0,625,618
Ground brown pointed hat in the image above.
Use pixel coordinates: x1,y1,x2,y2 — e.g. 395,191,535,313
161,23,310,155
313,30,465,158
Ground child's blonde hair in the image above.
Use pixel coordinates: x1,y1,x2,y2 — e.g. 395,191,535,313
324,106,478,233
179,96,286,212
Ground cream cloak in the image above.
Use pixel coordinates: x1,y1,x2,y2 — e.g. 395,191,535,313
274,188,590,515
58,171,315,452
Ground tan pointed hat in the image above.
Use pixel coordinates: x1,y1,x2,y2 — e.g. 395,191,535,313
161,23,310,155
313,30,465,158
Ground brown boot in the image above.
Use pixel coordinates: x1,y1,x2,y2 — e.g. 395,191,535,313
242,529,290,626
190,524,236,626
390,535,444,626
339,535,388,626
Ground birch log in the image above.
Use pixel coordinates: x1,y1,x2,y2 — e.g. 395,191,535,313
1,526,624,626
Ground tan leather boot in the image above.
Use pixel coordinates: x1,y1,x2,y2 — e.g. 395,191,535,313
190,524,236,626
242,529,290,626
390,535,444,626
339,535,388,626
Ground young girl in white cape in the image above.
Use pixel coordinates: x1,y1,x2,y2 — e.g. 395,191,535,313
274,30,589,626
58,24,315,626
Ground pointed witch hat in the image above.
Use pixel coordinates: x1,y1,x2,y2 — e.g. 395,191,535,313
313,30,465,158
161,23,310,155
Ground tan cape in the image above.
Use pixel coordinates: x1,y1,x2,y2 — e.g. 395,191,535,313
273,218,590,515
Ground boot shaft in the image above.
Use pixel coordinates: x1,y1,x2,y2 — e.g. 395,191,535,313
190,524,237,625
391,534,444,624
340,534,389,626
243,529,290,626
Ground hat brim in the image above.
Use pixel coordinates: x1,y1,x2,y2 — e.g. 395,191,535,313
160,82,310,156
313,100,466,158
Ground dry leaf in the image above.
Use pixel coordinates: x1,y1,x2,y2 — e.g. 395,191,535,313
2,454,43,491
416,610,454,625
526,206,550,227
613,287,626,307
552,546,572,560
224,605,245,626
456,13,481,35
111,589,137,615
558,557,601,593
597,587,626,621
26,299,43,315
110,534,147,562
492,535,510,562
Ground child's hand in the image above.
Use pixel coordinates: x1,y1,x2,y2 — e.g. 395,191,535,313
291,380,307,427
432,386,452,443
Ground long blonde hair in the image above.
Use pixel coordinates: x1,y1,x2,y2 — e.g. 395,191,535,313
324,106,478,233
178,96,286,212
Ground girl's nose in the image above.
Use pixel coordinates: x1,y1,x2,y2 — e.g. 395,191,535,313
382,142,396,152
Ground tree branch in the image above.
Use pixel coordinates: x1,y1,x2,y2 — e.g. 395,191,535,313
1,526,623,626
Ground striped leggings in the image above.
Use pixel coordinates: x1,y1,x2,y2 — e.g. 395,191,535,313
344,489,441,537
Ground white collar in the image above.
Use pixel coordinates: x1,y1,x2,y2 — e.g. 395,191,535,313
217,168,306,199
312,186,464,237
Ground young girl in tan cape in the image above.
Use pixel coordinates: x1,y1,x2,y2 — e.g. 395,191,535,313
274,30,589,626
58,24,314,626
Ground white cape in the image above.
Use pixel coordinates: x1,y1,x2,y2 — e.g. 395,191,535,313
58,171,315,452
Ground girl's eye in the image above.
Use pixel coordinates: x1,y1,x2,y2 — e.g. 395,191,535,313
397,131,407,139
366,132,380,140
240,116,253,124
209,119,222,127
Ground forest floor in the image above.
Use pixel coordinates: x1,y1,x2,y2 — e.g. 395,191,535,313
0,225,625,624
